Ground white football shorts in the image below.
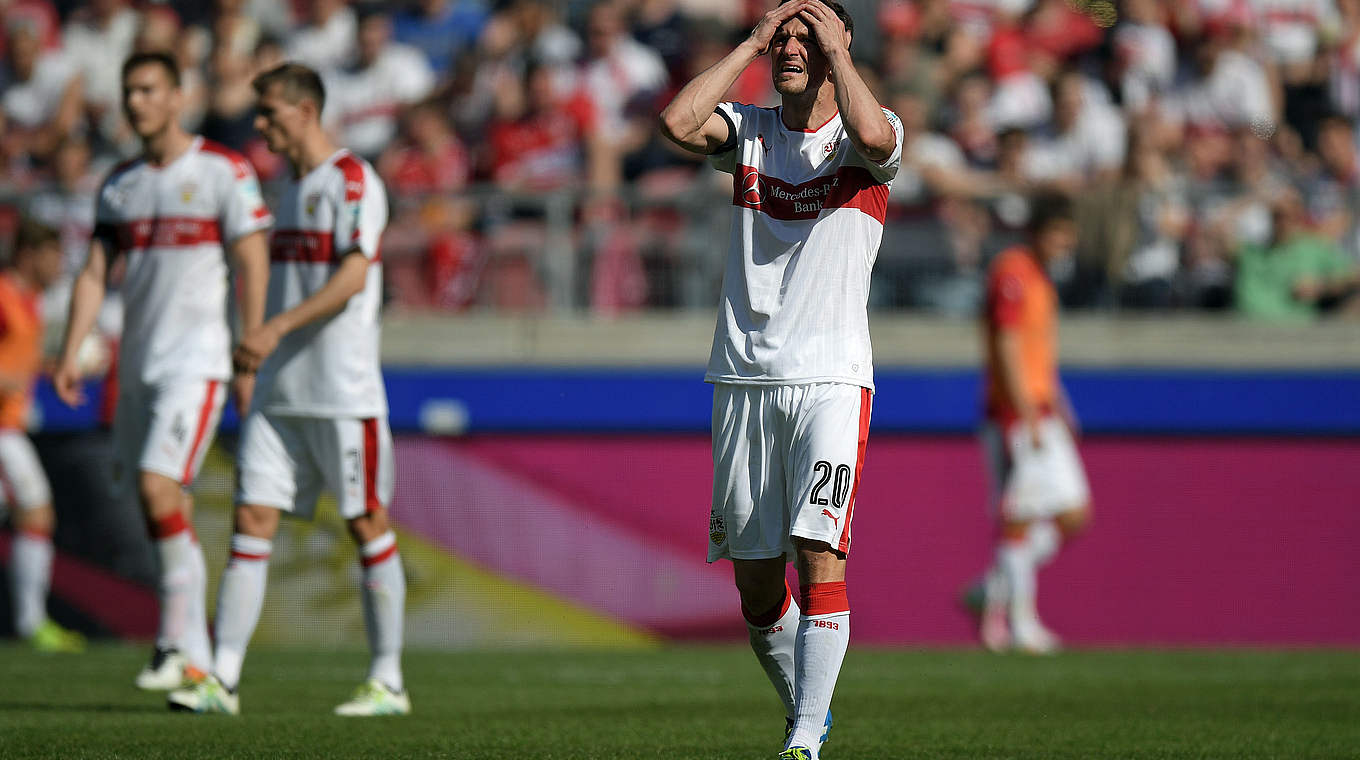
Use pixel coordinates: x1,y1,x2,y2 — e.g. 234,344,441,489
982,415,1090,523
0,430,51,511
112,377,226,493
709,382,872,563
236,411,394,520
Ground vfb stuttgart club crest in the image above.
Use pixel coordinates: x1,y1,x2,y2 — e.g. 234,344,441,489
709,510,727,545
740,168,763,206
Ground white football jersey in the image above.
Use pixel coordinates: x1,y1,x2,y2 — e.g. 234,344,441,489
254,149,388,419
93,137,272,384
705,103,904,390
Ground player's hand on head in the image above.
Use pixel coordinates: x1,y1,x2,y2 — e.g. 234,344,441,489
798,1,851,57
749,0,813,54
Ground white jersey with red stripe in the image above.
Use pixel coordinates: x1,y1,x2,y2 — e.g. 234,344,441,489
705,103,904,391
93,137,272,384
255,149,388,419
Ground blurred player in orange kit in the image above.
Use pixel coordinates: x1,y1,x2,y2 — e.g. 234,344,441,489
1,219,84,653
970,193,1092,654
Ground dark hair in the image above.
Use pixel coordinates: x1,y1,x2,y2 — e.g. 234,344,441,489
252,62,327,113
1028,193,1075,235
779,0,854,45
12,217,59,257
122,51,181,88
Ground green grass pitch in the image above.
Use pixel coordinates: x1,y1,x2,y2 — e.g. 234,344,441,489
0,644,1356,758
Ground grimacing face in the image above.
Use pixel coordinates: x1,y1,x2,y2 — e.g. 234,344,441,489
769,17,833,97
122,63,181,140
253,82,313,154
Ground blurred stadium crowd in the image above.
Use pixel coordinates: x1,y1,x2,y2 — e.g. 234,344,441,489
2,0,1359,317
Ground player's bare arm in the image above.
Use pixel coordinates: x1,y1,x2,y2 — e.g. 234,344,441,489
996,328,1042,448
797,2,895,163
658,0,813,153
233,251,369,374
52,238,109,407
228,229,270,412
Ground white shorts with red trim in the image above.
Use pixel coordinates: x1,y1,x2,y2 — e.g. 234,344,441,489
982,415,1090,523
0,430,51,511
235,411,393,520
708,382,872,563
112,377,226,493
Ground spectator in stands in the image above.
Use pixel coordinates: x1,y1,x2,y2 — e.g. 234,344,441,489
379,100,471,198
393,0,488,77
1305,113,1360,261
579,0,668,175
484,59,609,193
1235,190,1360,319
329,8,436,161
1088,131,1190,309
1025,69,1126,192
2,11,81,162
208,0,265,60
1113,0,1177,112
26,136,100,308
1176,19,1277,133
61,0,137,149
287,0,357,75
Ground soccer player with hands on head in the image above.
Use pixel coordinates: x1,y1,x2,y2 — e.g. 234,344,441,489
660,2,903,758
53,51,272,692
168,62,407,718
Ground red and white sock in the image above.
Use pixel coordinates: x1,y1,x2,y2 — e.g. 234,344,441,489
10,529,53,637
743,580,800,721
212,534,272,691
786,582,850,754
359,531,405,692
151,512,211,671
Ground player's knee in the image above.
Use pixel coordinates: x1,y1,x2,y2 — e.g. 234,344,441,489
346,509,390,544
1057,505,1091,538
15,504,54,535
234,504,281,539
732,557,787,614
138,471,184,518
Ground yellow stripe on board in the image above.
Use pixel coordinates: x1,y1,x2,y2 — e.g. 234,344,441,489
195,448,656,649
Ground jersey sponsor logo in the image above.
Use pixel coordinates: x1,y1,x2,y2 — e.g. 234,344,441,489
732,165,889,223
270,229,336,263
740,168,764,206
114,217,222,250
821,508,840,528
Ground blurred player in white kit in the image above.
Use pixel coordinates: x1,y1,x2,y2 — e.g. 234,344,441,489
53,51,272,690
168,62,407,717
660,2,902,757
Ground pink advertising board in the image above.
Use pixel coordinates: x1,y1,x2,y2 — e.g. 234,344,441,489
391,435,1360,645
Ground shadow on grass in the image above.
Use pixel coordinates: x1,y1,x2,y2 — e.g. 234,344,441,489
0,700,166,714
